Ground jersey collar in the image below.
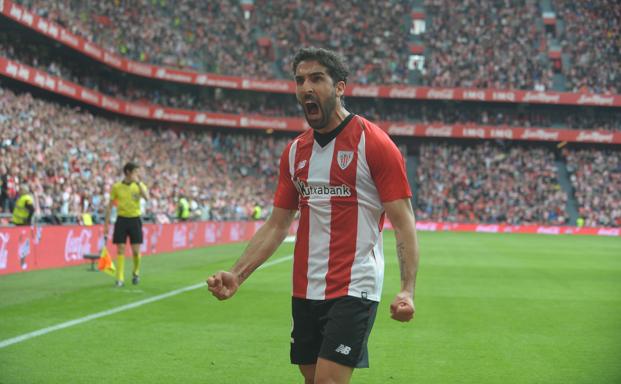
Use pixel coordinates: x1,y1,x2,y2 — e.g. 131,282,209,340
313,114,355,148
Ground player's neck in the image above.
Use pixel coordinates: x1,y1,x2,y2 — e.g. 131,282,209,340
313,113,354,147
315,106,350,134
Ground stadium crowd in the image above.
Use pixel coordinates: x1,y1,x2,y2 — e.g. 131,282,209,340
0,86,287,223
565,148,621,227
422,0,554,91
2,1,620,228
357,99,621,132
13,0,275,79
11,0,620,93
415,141,568,225
13,0,410,84
555,0,620,94
2,34,620,133
255,0,410,85
1,85,619,227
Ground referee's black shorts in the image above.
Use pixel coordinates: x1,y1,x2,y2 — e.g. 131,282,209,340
113,216,143,244
290,296,378,368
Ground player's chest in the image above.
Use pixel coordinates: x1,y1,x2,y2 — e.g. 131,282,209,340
118,185,140,201
292,141,367,200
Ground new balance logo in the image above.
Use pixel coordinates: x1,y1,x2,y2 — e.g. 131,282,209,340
335,344,351,355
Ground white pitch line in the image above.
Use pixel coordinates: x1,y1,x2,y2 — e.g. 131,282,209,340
0,254,293,350
259,254,293,269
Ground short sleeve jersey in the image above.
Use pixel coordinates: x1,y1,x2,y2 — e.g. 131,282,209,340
274,115,411,301
110,181,146,218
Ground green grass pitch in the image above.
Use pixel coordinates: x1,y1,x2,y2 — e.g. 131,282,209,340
0,231,620,383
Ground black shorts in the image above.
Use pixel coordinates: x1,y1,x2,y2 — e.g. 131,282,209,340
113,216,143,244
290,296,378,368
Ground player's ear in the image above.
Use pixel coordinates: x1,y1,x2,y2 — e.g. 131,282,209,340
335,80,345,98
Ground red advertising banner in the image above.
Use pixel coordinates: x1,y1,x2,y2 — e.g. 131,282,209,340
1,220,617,276
382,122,621,144
0,221,273,275
2,56,620,144
2,0,620,107
411,222,621,237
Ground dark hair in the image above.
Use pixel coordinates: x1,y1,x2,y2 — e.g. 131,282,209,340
292,47,349,85
123,162,139,175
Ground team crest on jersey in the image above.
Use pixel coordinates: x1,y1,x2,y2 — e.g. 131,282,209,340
337,151,354,170
297,160,307,170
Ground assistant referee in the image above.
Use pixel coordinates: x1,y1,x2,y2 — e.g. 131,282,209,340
104,162,149,287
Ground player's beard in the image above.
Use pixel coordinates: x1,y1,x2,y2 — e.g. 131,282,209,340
302,89,337,131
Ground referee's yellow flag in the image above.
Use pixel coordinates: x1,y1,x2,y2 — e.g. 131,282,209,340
97,246,116,277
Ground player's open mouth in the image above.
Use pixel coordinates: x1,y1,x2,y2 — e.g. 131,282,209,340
305,101,321,118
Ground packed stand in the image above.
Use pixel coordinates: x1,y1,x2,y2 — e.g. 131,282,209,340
555,0,620,94
354,99,621,132
415,141,568,225
13,0,410,84
10,0,621,93
0,32,302,117
564,148,621,227
13,0,274,79
4,85,620,227
0,86,288,224
255,0,410,84
4,31,621,133
421,0,553,91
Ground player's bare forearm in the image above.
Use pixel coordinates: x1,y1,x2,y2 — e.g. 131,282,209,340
394,223,419,296
230,207,296,285
384,198,420,297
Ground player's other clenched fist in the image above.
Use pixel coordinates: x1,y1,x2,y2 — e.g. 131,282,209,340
206,271,239,300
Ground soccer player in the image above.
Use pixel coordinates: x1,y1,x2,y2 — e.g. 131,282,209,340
207,47,419,384
104,162,149,287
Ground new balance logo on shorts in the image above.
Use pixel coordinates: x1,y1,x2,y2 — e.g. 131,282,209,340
335,344,351,355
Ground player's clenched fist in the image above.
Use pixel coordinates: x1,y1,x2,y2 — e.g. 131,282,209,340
206,271,239,300
390,292,415,322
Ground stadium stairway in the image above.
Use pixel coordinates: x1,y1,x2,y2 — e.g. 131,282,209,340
554,159,580,225
552,73,566,92
538,0,567,91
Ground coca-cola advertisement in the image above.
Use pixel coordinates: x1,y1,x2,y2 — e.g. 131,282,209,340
64,228,93,262
0,221,272,276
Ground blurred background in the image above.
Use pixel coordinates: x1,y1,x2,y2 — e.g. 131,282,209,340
0,3,620,383
0,0,619,228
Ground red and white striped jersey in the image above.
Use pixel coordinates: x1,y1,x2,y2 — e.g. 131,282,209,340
274,115,411,302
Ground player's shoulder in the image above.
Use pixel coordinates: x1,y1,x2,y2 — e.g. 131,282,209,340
355,115,393,144
283,129,313,153
295,128,314,145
